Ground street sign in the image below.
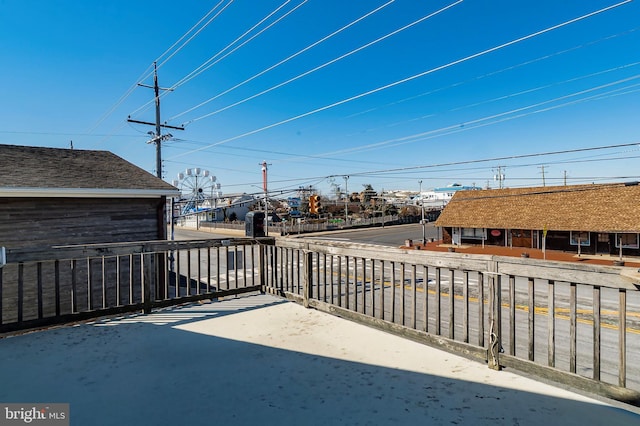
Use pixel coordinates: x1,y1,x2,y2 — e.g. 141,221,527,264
287,197,301,208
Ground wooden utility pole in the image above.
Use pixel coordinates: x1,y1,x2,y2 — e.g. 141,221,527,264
127,62,184,178
538,165,546,187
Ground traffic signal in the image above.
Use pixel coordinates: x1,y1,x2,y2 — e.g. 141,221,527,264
309,195,321,214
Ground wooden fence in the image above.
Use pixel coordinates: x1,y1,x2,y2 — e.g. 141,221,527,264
2,236,640,406
262,238,640,406
0,238,274,334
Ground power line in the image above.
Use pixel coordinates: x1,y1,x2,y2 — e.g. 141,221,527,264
156,0,234,70
168,0,302,93
87,1,231,135
166,77,639,178
129,0,302,121
316,76,640,158
167,137,394,166
170,0,631,159
449,61,640,113
168,0,395,122
343,27,640,120
175,141,640,192
127,1,237,119
326,141,640,178
263,77,640,164
179,0,463,125
314,59,640,148
162,83,635,174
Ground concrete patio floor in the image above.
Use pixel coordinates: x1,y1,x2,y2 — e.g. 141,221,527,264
1,293,639,425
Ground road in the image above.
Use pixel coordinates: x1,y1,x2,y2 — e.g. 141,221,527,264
307,223,439,246
173,222,439,247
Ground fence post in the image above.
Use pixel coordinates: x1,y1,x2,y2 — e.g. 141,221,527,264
488,259,502,370
302,249,313,308
156,253,166,300
259,244,266,290
142,251,153,314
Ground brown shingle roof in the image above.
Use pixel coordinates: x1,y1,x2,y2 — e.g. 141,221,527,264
0,144,178,196
434,183,640,233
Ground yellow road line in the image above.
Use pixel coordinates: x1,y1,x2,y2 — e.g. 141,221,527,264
324,272,640,333
354,278,640,335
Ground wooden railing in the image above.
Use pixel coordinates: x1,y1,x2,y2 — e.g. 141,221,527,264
0,238,274,334
3,236,640,406
263,238,640,406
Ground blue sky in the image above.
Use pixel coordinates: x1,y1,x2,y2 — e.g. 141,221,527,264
1,0,639,197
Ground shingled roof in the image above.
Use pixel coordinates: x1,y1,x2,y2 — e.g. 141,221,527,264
0,144,179,198
434,183,640,233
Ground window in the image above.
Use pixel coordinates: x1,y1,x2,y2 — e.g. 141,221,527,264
615,233,639,249
461,228,486,239
569,231,590,246
511,230,531,238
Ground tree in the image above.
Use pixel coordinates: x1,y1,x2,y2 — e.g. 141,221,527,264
360,184,377,204
327,178,342,201
399,205,419,218
384,203,398,216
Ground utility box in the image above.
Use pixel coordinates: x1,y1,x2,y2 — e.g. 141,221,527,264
245,212,265,237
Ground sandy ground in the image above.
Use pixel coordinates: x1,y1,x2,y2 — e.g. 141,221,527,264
1,293,639,425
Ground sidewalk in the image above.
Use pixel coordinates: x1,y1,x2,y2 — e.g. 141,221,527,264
413,240,640,268
1,293,638,425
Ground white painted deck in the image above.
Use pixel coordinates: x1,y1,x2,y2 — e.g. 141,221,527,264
1,293,638,425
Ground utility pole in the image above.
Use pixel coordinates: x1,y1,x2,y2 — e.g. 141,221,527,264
260,161,272,236
128,62,184,178
563,170,568,186
381,187,385,228
538,165,547,187
493,166,506,189
343,175,350,223
419,180,426,245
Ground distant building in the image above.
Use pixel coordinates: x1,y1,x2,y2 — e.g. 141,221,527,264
0,144,179,249
434,183,640,256
414,183,479,209
173,193,262,228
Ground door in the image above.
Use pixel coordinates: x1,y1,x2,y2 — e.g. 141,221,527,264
452,227,461,245
597,233,610,254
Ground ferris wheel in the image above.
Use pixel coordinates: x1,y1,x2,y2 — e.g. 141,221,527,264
172,168,221,215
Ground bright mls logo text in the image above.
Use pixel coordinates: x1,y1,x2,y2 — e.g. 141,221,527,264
2,404,68,425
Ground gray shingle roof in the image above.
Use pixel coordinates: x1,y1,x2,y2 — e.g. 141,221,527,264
0,144,178,196
434,183,640,233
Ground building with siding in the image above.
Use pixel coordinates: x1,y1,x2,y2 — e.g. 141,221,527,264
0,144,179,249
434,183,640,256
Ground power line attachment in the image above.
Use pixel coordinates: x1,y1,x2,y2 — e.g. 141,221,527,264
127,62,184,178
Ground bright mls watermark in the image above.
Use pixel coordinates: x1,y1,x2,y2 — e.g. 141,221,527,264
0,404,68,425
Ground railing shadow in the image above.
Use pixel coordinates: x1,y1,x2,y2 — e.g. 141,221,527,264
1,293,638,425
